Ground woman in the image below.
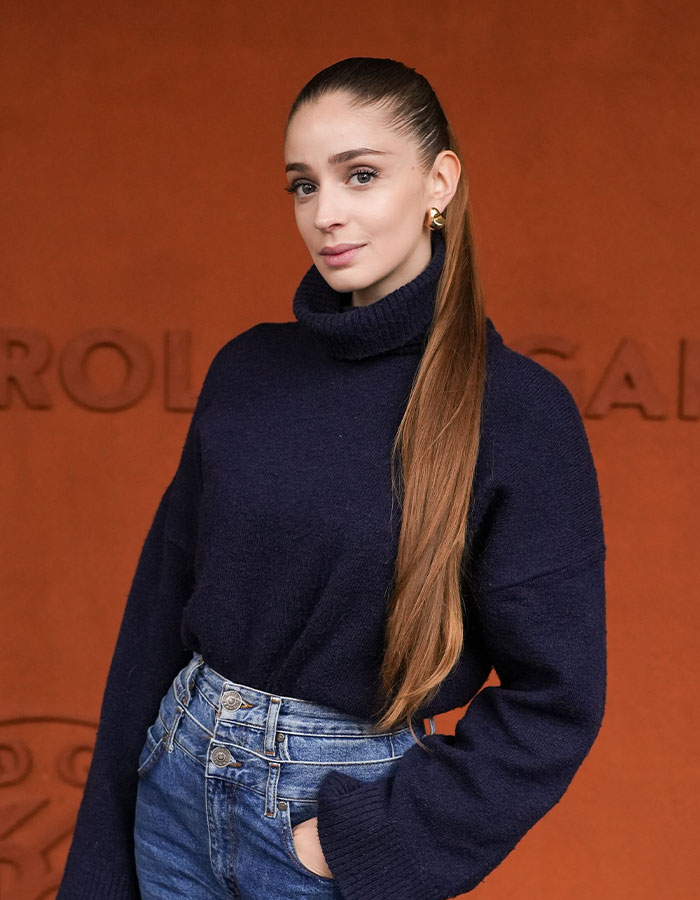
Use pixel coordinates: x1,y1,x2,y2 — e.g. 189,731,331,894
58,57,607,900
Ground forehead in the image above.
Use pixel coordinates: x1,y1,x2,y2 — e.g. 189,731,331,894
285,93,398,154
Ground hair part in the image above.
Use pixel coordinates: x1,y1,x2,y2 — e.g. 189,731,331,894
286,58,488,751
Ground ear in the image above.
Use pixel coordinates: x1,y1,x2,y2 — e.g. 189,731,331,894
429,150,462,209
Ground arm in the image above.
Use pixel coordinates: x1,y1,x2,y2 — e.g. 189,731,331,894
57,344,228,900
315,368,608,900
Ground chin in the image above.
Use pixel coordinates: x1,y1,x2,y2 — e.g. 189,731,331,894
323,270,374,294
323,278,361,296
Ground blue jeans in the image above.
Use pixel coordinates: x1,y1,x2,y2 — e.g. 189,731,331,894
134,652,436,898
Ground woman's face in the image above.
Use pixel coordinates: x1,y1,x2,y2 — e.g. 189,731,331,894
284,91,457,306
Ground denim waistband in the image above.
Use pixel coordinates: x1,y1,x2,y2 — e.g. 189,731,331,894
173,652,435,738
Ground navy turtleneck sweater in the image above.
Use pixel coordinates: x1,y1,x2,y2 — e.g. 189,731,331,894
58,230,607,900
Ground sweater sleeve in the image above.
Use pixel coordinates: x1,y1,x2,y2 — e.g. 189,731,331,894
57,344,227,900
315,368,608,900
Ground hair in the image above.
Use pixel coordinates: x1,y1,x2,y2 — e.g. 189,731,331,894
285,58,488,750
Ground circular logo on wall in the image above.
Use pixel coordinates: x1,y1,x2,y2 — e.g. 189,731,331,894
0,717,97,900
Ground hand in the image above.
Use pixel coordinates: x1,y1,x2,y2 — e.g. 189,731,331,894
291,815,334,879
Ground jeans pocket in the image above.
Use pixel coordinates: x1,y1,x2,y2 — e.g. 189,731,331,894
136,716,167,779
278,798,335,882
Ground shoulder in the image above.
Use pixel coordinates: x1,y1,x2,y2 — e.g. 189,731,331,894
195,320,307,409
483,318,588,462
199,322,285,383
192,323,264,411
474,318,605,580
484,316,580,422
211,321,307,367
206,321,274,368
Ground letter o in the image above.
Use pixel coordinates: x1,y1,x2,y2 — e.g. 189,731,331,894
60,328,153,411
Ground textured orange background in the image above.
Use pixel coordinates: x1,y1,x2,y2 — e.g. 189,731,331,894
2,2,698,898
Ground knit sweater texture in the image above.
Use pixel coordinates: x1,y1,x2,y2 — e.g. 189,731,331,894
57,230,607,900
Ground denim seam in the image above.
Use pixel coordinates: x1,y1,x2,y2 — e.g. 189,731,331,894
170,736,206,769
193,681,218,712
214,721,409,740
179,702,216,738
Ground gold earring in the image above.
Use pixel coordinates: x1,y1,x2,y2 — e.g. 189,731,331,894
427,206,446,231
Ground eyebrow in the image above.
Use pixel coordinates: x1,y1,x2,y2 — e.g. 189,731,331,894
285,148,391,174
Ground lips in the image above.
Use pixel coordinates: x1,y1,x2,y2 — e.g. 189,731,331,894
320,244,365,267
320,243,365,255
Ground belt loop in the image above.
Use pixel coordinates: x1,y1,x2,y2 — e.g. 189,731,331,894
263,697,282,757
167,654,203,751
183,653,205,707
166,698,184,752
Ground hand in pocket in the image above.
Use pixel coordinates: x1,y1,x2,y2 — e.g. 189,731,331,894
291,816,334,879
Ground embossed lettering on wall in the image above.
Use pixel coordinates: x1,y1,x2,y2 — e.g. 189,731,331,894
0,718,97,900
0,329,199,411
507,332,698,420
0,328,698,418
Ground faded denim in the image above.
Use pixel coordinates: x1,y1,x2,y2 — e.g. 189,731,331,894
134,652,436,899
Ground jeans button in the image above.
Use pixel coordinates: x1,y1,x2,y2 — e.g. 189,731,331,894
211,746,233,767
221,690,243,711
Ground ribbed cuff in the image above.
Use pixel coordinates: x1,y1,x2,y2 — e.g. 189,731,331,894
316,770,439,900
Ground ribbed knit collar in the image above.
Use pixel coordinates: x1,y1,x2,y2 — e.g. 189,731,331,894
292,230,446,360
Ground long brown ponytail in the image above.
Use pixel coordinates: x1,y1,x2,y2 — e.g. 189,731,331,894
286,58,488,746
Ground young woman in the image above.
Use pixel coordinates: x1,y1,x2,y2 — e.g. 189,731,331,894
58,57,607,900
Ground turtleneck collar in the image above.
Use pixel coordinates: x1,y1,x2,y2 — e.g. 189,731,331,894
292,230,446,360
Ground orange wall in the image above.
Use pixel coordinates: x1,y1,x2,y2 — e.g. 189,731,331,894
2,2,698,898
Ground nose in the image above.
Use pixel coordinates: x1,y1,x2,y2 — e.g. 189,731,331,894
312,184,347,232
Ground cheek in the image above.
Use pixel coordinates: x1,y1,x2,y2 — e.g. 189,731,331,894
294,203,312,234
360,186,420,230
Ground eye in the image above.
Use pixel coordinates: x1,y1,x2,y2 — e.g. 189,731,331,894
348,168,380,186
284,180,315,197
284,168,380,198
